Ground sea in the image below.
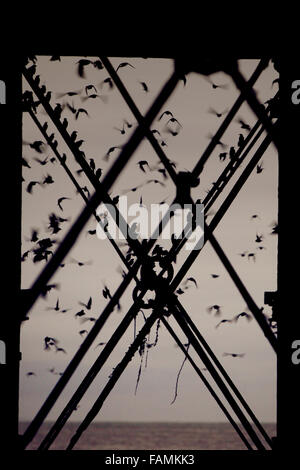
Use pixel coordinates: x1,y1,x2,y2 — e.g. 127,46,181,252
18,422,276,451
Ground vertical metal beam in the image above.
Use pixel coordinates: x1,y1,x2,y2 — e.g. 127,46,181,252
0,53,22,452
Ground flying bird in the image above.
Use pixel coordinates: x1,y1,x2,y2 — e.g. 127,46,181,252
75,108,89,120
79,330,88,337
138,160,150,173
236,118,251,131
215,319,232,328
247,253,256,262
158,110,173,121
270,222,278,235
139,81,149,92
85,84,98,95
104,146,122,160
219,152,227,162
233,311,252,322
76,59,92,78
99,77,114,90
255,233,264,243
26,181,41,194
116,62,135,72
34,156,49,166
43,174,54,185
102,285,111,299
75,310,86,318
185,277,198,288
79,296,92,310
256,163,264,174
70,258,93,267
55,346,67,354
46,298,60,312
238,134,245,147
57,197,71,211
223,352,245,358
208,107,228,118
207,305,222,316
80,316,96,324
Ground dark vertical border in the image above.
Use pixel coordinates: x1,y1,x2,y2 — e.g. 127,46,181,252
277,55,300,453
0,52,22,453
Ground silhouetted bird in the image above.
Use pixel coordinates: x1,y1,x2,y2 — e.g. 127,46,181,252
139,81,149,92
104,146,122,160
89,158,96,171
76,59,92,78
57,197,71,211
85,84,98,95
186,277,198,288
236,118,251,131
229,146,236,160
22,157,31,168
215,319,232,328
219,152,227,161
138,160,150,173
247,253,256,262
238,134,244,147
223,352,245,358
41,283,59,297
46,298,60,312
21,250,31,262
102,285,111,299
116,62,135,72
76,108,89,120
34,156,49,166
70,258,92,267
75,310,86,318
114,125,126,135
146,179,166,187
79,296,92,310
256,163,264,174
158,110,173,121
79,330,88,337
95,168,103,179
44,337,58,350
255,233,264,243
43,174,54,185
26,372,36,376
207,305,222,316
26,181,41,194
176,288,185,295
270,222,278,235
208,107,228,118
206,78,229,89
81,316,96,324
55,346,67,354
28,140,46,153
233,311,252,322
211,274,220,278
93,59,103,70
99,77,114,89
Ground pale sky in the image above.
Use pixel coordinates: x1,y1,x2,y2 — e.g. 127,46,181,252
19,56,278,432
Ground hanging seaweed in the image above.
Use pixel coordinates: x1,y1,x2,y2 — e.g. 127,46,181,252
171,341,190,405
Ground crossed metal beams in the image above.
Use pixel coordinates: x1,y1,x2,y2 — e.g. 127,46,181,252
20,57,277,450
